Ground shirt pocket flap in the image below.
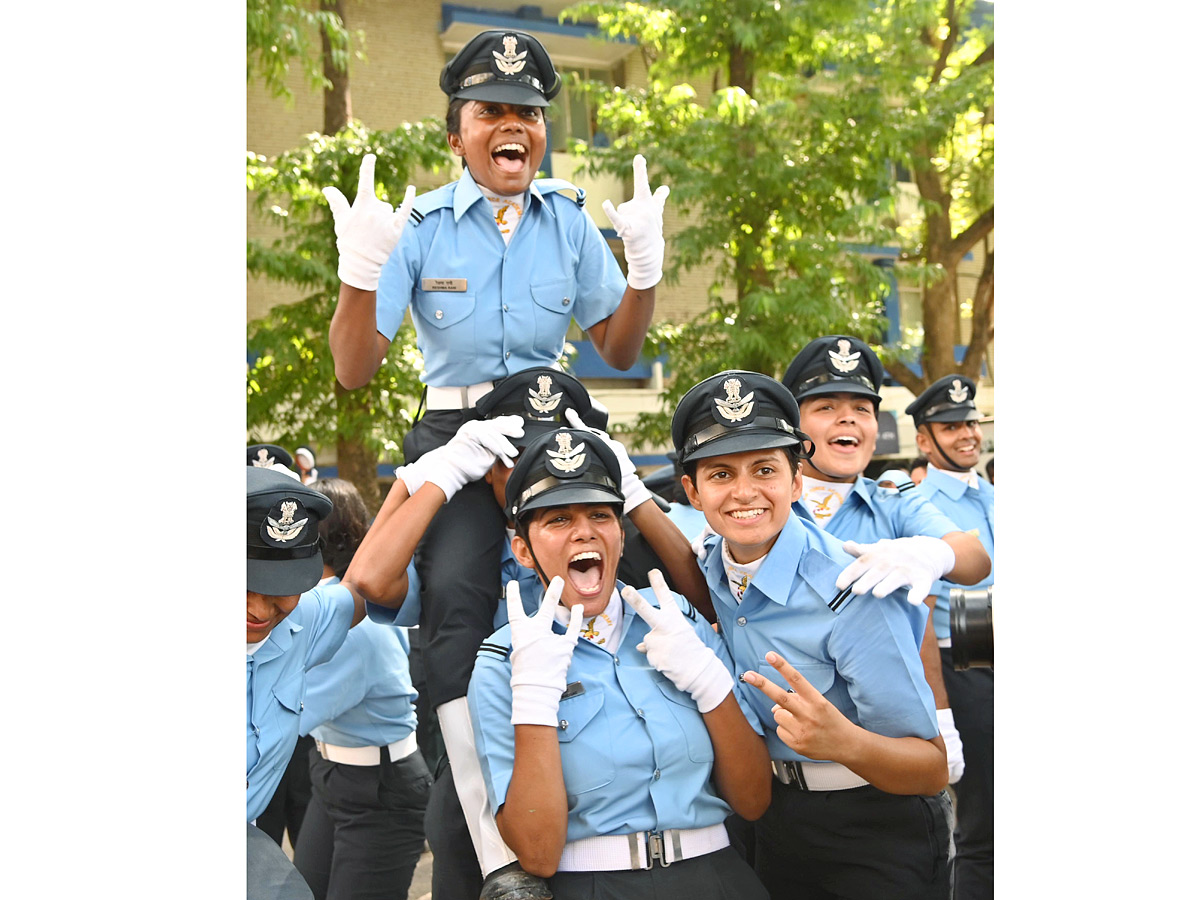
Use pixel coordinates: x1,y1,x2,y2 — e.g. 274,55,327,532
651,673,695,708
757,658,836,696
530,277,575,314
414,290,475,330
555,686,604,743
271,670,304,715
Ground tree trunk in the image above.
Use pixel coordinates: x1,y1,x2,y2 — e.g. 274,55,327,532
323,0,376,511
322,0,351,134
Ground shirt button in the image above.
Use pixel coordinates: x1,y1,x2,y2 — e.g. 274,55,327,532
737,616,747,626
636,709,644,718
253,727,260,736
653,769,661,780
561,297,570,306
299,701,304,711
505,351,511,359
614,657,621,666
503,304,509,312
435,310,444,320
559,719,569,730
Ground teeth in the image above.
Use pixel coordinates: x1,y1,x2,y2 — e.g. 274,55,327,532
730,509,764,519
832,436,858,445
493,143,526,154
570,551,600,563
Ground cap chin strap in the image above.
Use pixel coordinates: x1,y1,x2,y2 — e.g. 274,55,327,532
803,454,857,484
514,518,553,593
922,425,974,473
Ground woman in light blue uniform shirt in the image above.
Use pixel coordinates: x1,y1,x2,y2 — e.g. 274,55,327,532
290,478,433,900
670,370,952,900
468,428,771,899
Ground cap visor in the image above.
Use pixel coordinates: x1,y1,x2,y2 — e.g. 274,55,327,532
519,484,624,515
923,408,982,424
454,82,549,107
684,431,800,463
796,382,881,403
247,554,323,597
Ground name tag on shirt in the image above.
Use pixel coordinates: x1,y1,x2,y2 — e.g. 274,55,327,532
421,278,467,292
560,681,585,700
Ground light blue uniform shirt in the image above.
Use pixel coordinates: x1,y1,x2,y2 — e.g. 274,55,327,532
376,169,628,387
246,583,354,822
699,515,937,763
792,474,961,546
665,501,709,545
916,468,995,640
468,583,762,842
299,577,419,748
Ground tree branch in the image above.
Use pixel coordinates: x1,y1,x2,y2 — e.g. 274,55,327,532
931,0,958,83
883,360,927,395
971,43,994,68
948,206,994,261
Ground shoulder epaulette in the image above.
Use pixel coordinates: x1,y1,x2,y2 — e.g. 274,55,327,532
827,586,854,613
477,641,511,662
679,597,697,621
535,178,587,208
408,185,454,226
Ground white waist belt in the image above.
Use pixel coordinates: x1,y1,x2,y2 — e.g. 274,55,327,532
557,822,729,871
424,381,495,410
937,637,952,649
314,733,418,766
772,759,870,791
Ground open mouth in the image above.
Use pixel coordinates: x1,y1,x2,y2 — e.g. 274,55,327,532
829,435,860,449
491,142,528,173
728,508,766,521
567,551,604,596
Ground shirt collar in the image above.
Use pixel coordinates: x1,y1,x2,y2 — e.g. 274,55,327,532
701,516,803,608
925,464,969,499
455,168,553,221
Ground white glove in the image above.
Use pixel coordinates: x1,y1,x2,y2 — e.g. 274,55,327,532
563,408,651,514
938,707,965,784
507,577,584,726
690,522,717,562
395,415,523,503
322,154,417,291
836,536,955,606
622,570,732,713
602,154,670,290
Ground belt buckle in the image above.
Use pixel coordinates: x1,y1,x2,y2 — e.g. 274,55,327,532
647,831,671,868
779,760,809,791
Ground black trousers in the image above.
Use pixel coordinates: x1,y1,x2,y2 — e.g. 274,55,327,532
291,747,432,900
257,735,316,847
403,410,507,709
755,779,952,900
423,758,484,900
940,648,994,900
548,846,768,900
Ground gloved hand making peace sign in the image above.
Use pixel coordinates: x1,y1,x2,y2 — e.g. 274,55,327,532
622,570,733,713
603,154,670,290
507,577,584,727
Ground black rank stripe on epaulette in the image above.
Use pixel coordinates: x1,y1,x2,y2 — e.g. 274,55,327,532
408,209,425,226
478,642,510,661
574,187,586,208
828,586,854,612
897,481,916,493
680,599,697,621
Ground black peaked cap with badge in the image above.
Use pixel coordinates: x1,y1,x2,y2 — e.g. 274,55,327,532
247,467,333,596
781,335,883,404
441,30,562,108
506,428,624,523
476,367,607,449
671,371,808,466
247,444,294,470
905,374,982,426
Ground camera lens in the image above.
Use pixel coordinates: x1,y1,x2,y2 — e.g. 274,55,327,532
949,586,993,670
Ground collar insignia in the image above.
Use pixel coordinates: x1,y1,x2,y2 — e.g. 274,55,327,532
528,374,563,414
265,499,309,543
252,449,275,467
829,339,861,373
714,377,755,423
949,379,969,403
493,34,528,75
547,432,586,473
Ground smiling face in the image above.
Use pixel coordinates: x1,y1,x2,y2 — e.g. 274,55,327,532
682,448,803,565
916,420,983,471
798,392,878,482
447,100,547,195
512,502,624,617
246,591,301,644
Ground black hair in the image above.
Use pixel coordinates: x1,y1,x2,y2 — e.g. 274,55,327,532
311,477,370,580
985,457,994,480
446,98,467,136
681,443,806,484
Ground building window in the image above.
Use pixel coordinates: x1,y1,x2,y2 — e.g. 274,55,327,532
548,67,614,151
